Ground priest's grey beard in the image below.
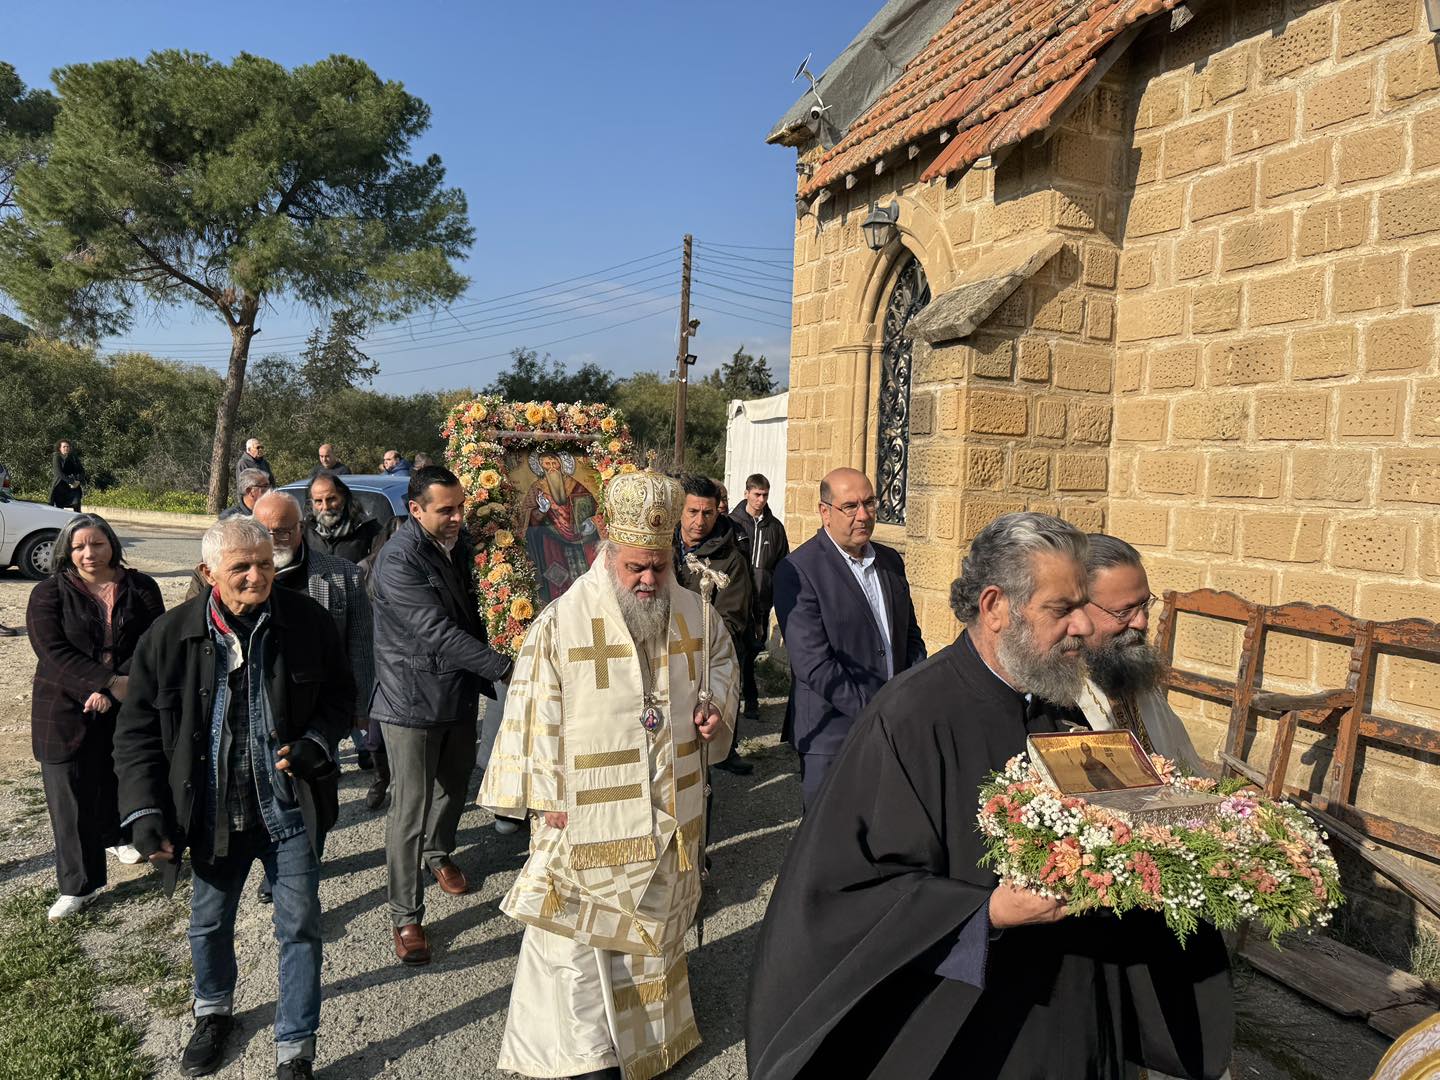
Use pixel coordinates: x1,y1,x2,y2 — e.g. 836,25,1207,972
996,611,1084,706
608,565,670,644
271,544,298,569
315,508,343,529
1086,628,1164,697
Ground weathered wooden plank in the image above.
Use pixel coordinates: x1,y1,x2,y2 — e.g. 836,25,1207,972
1305,805,1440,918
1240,935,1428,1020
1358,713,1440,755
1250,689,1351,714
1369,1001,1439,1040
1163,669,1235,701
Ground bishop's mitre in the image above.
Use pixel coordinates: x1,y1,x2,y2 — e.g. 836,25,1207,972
603,470,684,551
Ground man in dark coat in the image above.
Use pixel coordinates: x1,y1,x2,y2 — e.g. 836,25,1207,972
747,512,1233,1080
307,443,351,479
220,467,272,520
369,465,514,965
729,472,790,720
235,437,276,487
303,472,384,566
114,515,353,1080
773,467,924,808
50,438,86,510
673,472,753,774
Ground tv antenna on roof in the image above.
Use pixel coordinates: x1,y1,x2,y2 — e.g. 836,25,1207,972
792,52,830,131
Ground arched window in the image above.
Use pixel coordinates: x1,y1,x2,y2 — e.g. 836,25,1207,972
876,255,930,525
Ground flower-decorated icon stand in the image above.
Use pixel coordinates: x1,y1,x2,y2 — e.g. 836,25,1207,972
442,396,639,656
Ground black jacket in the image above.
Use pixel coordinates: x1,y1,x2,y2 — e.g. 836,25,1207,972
674,514,754,646
27,570,165,763
307,462,351,479
304,511,383,566
773,529,925,757
729,505,790,635
368,515,512,728
235,451,275,487
112,588,353,860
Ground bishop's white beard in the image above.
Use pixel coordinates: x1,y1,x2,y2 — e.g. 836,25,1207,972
996,610,1085,706
607,564,671,644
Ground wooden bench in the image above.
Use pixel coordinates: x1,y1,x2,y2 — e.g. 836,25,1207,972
1153,589,1440,918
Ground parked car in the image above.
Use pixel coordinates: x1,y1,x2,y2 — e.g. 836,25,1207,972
0,488,78,579
277,473,410,524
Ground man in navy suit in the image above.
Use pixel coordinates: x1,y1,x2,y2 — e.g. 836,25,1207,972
774,467,926,808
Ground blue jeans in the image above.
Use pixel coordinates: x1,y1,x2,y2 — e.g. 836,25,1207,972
190,827,321,1064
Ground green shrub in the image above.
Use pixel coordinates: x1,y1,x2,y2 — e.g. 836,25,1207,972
87,487,209,514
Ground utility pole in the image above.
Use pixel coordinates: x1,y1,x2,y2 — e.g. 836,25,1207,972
672,233,694,467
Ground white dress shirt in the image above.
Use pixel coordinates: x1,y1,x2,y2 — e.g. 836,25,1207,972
824,530,893,678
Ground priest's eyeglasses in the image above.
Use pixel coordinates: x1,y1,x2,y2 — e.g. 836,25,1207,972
821,497,880,518
1089,594,1159,624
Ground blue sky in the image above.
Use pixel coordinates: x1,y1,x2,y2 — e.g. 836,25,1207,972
5,1,879,392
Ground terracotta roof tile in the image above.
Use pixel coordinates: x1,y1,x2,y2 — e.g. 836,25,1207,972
798,0,1180,198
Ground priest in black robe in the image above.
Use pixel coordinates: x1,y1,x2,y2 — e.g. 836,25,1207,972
747,512,1233,1080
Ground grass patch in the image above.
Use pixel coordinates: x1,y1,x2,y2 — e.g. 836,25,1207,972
13,486,207,514
754,652,792,697
0,887,153,1079
1411,928,1440,984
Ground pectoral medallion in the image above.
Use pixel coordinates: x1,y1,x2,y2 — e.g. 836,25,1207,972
641,704,664,733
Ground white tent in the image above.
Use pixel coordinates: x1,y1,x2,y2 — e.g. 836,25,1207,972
724,392,789,508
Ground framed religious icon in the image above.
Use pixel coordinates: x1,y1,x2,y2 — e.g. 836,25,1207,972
442,396,639,656
1026,730,1221,824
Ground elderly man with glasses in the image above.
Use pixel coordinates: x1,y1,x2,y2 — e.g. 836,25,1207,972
773,467,925,809
1074,533,1209,775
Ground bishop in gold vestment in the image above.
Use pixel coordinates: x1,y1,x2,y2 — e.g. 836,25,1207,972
479,471,738,1080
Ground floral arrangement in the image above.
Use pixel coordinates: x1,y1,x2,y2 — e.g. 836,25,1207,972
976,754,1343,944
441,395,639,655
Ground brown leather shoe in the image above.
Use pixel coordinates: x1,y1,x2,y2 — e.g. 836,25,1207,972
393,923,431,965
430,859,469,895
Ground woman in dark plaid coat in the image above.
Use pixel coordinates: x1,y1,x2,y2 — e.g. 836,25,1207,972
26,514,164,920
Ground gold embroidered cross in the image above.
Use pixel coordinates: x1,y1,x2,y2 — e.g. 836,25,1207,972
569,618,633,690
669,613,703,682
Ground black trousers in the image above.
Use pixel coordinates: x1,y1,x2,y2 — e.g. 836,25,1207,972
741,638,761,714
40,733,121,896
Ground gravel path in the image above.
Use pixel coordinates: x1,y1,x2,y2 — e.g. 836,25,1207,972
0,526,1394,1079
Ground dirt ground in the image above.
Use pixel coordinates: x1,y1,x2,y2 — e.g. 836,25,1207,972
0,531,1399,1079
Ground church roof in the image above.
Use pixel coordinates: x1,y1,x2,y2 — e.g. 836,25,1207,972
797,0,1182,199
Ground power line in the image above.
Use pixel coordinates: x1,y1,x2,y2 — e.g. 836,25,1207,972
690,304,792,332
689,277,793,307
692,243,792,269
691,255,793,286
698,239,793,253
693,263,794,295
690,291,794,328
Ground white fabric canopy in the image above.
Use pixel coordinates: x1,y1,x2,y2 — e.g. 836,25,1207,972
724,392,789,508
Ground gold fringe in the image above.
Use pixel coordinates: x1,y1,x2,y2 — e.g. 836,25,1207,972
623,1021,702,1080
612,956,690,1013
675,826,693,872
540,877,563,918
570,834,657,869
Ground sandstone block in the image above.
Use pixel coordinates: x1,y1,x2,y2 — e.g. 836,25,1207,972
1108,503,1169,547
1116,350,1143,393
1054,342,1115,392
1031,285,1087,334
1339,384,1405,436
1281,570,1357,610
1191,283,1242,333
1209,451,1284,497
1175,508,1237,553
1148,558,1207,596
1339,125,1405,184
1057,191,1101,233
1138,452,1202,494
1221,213,1292,270
963,498,1028,541
1259,12,1334,83
1177,616,1242,668
1242,513,1329,561
1193,47,1253,110
909,445,963,486
1233,94,1296,158
1305,62,1375,131
1255,391,1329,439
1115,399,1168,442
1332,516,1411,571
1115,290,1187,342
1132,137,1162,186
1055,453,1108,491
1083,245,1119,289
1176,233,1218,279
1149,345,1201,389
1410,245,1440,306
1119,248,1155,289
1068,401,1113,443
1060,504,1105,533
933,499,957,541
1378,176,1440,240
1056,130,1109,185
1128,186,1186,237
1292,448,1374,503
1135,76,1184,130
967,390,1029,435
966,446,1006,490
1261,142,1331,199
906,497,931,538
1173,394,1249,439
1207,336,1286,385
1248,268,1324,326
914,345,965,383
1296,196,1369,256
1365,313,1433,372
1013,450,1051,490
1293,326,1359,379
969,336,1015,379
1335,252,1404,316
910,392,936,437
1210,566,1277,602
1016,337,1051,382
904,542,962,592
1087,295,1116,342
1417,107,1440,171
1380,449,1440,503
1164,117,1228,179
1412,380,1440,436
1338,0,1415,59
1035,399,1068,439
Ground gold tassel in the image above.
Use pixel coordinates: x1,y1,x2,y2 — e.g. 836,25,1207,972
675,827,693,872
634,922,660,956
540,877,563,918
623,1021,702,1080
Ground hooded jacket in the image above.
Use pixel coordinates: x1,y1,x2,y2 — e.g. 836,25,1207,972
673,513,754,648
